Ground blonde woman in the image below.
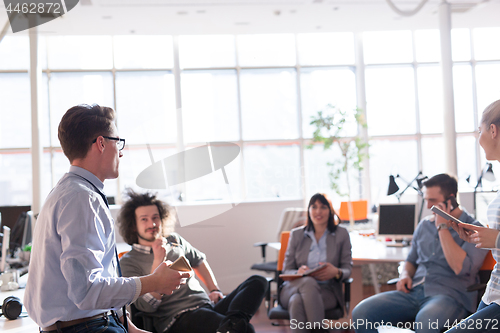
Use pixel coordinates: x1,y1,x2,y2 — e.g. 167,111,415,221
447,99,500,333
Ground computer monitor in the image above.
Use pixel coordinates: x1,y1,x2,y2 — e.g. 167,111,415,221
1,225,10,272
9,210,32,253
0,206,31,230
377,203,418,241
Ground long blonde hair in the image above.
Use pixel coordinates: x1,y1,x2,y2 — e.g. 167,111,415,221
481,100,500,127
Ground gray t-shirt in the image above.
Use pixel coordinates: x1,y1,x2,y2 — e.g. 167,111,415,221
120,233,211,332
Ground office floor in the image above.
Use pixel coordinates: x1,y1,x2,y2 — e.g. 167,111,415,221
250,284,396,333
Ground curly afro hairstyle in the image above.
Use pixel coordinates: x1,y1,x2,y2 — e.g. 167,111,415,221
118,188,174,245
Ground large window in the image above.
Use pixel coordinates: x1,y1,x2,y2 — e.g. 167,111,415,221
365,65,417,136
240,69,298,141
2,27,500,207
115,71,177,144
181,70,239,143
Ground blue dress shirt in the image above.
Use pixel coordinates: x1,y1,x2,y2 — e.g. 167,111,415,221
24,166,141,327
407,209,488,313
304,228,328,269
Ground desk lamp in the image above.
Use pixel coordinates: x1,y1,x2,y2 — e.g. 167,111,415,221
473,162,496,214
387,172,427,201
475,163,495,190
387,171,428,222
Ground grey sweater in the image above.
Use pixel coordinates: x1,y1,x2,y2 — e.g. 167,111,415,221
120,233,212,332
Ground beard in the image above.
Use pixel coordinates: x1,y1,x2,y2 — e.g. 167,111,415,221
137,228,160,242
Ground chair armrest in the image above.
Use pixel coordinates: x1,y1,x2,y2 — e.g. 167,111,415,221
253,242,270,262
387,277,399,285
343,277,353,284
342,277,353,315
467,283,488,292
343,278,352,304
253,242,281,263
134,312,155,331
130,304,157,332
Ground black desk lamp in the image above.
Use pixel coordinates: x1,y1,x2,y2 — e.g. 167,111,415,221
475,163,495,190
387,171,428,222
473,162,496,215
387,172,427,202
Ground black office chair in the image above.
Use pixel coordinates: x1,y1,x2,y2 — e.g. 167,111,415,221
130,303,157,333
251,242,279,273
267,276,353,324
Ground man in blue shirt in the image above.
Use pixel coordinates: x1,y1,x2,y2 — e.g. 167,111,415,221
352,173,488,333
25,104,190,333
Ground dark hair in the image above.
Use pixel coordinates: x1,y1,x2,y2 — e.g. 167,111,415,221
306,193,339,233
118,188,173,245
58,104,116,162
423,173,458,199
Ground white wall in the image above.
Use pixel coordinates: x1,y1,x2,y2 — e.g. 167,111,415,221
113,199,303,292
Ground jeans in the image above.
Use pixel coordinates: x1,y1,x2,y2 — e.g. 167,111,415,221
169,275,268,333
352,285,470,333
44,312,127,333
444,301,500,333
280,277,338,333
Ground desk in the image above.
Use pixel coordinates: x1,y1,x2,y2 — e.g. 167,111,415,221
0,274,38,332
350,233,411,311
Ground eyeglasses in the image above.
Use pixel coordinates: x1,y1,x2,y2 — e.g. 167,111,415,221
92,136,126,151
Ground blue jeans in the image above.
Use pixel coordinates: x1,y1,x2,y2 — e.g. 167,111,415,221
444,301,500,333
46,312,127,333
352,285,470,333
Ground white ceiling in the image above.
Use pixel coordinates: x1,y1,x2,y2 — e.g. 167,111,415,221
1,0,499,36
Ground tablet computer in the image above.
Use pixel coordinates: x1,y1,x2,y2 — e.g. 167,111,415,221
430,206,474,231
170,256,192,272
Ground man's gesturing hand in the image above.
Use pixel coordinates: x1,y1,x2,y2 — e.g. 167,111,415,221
151,238,167,263
152,262,191,295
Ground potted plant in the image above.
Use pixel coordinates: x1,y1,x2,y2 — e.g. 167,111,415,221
308,104,369,227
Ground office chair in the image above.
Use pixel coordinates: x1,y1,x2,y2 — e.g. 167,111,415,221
117,251,128,260
266,231,353,325
467,250,495,304
251,208,307,273
130,303,157,333
338,200,369,223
